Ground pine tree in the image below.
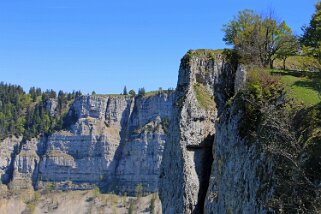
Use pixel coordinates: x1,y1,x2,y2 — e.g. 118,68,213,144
123,86,128,95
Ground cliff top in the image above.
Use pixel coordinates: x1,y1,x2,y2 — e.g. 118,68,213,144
182,49,224,62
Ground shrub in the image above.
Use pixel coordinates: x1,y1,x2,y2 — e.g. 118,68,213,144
129,90,136,96
135,183,143,198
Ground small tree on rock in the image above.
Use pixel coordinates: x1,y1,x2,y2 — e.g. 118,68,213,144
129,89,136,96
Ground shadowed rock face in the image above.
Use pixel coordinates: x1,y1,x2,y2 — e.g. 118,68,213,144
159,52,235,214
1,93,174,195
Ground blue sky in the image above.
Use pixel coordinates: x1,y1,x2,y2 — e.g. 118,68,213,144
0,0,318,94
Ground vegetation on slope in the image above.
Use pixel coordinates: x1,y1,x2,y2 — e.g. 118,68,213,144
274,55,321,72
231,67,321,212
271,70,321,107
222,3,321,211
0,82,82,141
194,83,216,111
182,49,224,63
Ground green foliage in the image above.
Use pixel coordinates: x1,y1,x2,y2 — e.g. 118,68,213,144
233,67,321,212
193,83,216,111
223,9,296,68
123,86,128,95
129,89,136,96
0,82,80,141
294,104,321,181
0,82,28,140
237,68,283,140
301,1,321,62
223,9,260,45
271,70,321,107
135,183,143,198
275,36,299,70
274,55,321,71
182,49,223,63
29,87,42,102
138,88,146,96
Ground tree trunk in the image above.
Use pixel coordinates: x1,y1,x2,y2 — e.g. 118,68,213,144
283,58,287,70
270,59,274,69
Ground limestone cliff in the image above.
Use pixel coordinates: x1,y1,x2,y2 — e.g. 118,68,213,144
159,50,235,214
0,136,21,185
204,98,273,213
2,49,308,214
1,92,174,196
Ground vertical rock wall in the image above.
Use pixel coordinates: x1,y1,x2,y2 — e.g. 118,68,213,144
0,93,174,195
159,50,235,214
0,136,21,185
204,102,273,214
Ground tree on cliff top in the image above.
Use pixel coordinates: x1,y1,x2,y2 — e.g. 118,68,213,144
223,9,297,68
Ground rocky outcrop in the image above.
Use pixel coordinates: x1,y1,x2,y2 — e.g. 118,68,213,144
159,50,235,214
38,95,129,191
0,136,21,184
11,138,45,190
112,94,174,194
234,64,247,93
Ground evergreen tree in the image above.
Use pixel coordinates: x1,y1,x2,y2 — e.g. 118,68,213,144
123,86,128,95
138,88,146,96
301,1,321,62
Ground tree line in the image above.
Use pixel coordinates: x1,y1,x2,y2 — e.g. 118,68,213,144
0,82,82,141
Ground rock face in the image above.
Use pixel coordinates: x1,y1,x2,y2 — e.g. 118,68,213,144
159,50,275,214
38,94,174,194
204,100,273,214
0,136,21,184
1,49,277,214
159,51,235,214
11,138,45,190
0,93,174,195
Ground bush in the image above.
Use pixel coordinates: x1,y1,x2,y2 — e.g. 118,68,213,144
129,90,136,96
135,183,143,198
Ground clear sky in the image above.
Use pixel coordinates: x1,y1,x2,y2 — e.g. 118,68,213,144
0,0,318,94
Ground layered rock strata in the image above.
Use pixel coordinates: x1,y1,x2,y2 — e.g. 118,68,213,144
1,93,174,195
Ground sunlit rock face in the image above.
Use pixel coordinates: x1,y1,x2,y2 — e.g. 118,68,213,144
0,136,22,185
204,101,273,214
37,94,174,193
2,49,269,214
159,50,235,214
2,93,174,195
